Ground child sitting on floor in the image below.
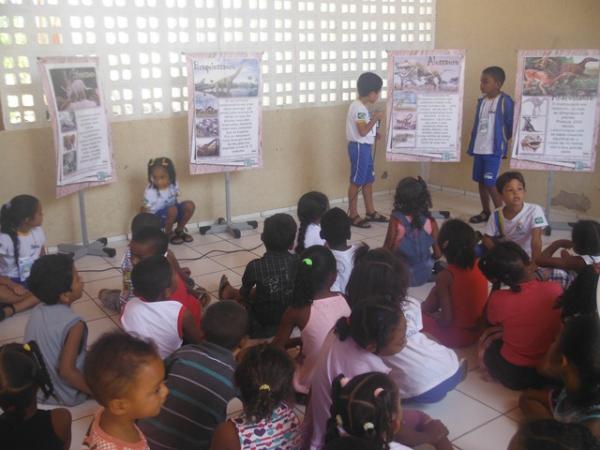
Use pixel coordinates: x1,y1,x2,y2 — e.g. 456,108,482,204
83,331,168,449
143,157,195,245
128,227,204,326
210,344,303,450
519,314,600,439
0,342,71,450
272,245,351,394
536,219,600,289
99,213,208,312
139,301,249,450
482,171,548,260
347,248,464,404
295,191,329,253
508,419,600,450
422,219,489,348
383,177,441,287
320,207,367,294
121,255,202,358
325,372,452,450
220,213,299,338
0,195,45,320
24,254,91,406
478,242,562,390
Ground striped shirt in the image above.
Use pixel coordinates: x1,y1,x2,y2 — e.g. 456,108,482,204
138,342,237,450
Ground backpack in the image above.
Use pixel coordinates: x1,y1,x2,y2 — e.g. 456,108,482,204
393,211,434,287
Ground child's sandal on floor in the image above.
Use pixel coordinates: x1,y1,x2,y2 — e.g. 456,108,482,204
176,228,194,243
350,215,371,229
169,232,184,245
366,211,388,222
218,274,230,300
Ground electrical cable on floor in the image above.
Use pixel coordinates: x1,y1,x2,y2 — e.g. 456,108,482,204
77,243,263,273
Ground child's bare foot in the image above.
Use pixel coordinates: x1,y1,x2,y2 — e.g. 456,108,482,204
0,303,15,321
98,289,121,312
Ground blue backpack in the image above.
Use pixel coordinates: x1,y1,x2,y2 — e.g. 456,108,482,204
393,211,434,287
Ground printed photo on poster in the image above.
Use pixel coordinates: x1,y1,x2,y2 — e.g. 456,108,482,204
386,50,466,162
188,53,263,174
49,67,101,112
511,50,600,172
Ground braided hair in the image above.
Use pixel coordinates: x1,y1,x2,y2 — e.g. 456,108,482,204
147,157,177,188
512,419,600,450
393,176,432,229
325,372,399,449
555,266,599,319
335,294,404,355
0,195,39,276
295,191,329,254
438,219,478,269
478,241,530,292
235,344,295,422
292,245,337,308
0,341,54,420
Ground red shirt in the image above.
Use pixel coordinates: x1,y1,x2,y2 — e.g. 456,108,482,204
447,262,488,329
171,272,202,327
487,279,562,367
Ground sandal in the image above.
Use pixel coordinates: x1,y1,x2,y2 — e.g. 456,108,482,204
169,233,184,245
218,274,230,300
350,215,371,229
176,228,194,243
366,211,389,223
469,211,490,224
0,303,16,322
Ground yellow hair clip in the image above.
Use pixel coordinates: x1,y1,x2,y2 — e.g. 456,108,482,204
259,384,271,392
23,343,31,352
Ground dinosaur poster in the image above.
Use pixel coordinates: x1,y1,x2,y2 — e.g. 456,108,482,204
385,49,466,162
511,49,600,171
38,56,115,198
187,53,262,174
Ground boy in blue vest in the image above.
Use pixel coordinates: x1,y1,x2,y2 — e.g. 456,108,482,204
467,66,514,224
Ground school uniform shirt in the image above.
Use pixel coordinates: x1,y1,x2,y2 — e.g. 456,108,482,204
487,280,562,367
473,96,500,155
121,297,185,359
308,331,390,450
383,297,459,398
143,183,179,214
581,255,600,265
0,227,46,281
346,100,375,144
304,223,326,248
484,203,548,256
138,342,237,450
330,245,358,294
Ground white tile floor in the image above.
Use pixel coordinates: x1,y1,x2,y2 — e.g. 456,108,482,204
0,187,582,450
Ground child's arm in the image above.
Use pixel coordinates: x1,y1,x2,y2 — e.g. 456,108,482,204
482,234,495,250
535,239,585,271
166,250,191,282
238,263,256,303
421,284,439,314
519,388,553,420
58,322,92,395
209,421,241,450
181,309,203,344
383,216,399,252
422,270,453,326
50,408,72,450
355,110,383,137
272,306,308,349
0,276,29,296
530,227,544,262
430,218,442,260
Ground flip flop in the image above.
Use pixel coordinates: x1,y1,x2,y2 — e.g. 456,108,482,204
366,211,388,223
218,274,230,299
469,211,490,224
169,233,184,245
177,228,194,243
350,215,371,229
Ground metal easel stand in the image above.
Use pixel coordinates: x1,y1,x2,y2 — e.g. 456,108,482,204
57,191,116,259
544,171,572,236
198,172,258,239
420,161,450,221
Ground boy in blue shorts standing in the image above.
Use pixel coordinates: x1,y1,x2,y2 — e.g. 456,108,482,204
467,66,514,224
346,72,388,228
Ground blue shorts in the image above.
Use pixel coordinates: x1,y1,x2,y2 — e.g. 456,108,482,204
472,154,501,187
348,141,375,186
155,203,184,228
403,361,467,404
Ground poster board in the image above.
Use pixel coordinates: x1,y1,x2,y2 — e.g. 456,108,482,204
510,49,600,171
38,57,115,198
187,52,263,175
385,49,465,162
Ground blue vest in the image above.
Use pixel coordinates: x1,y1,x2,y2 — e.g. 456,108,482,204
467,92,514,158
393,211,434,287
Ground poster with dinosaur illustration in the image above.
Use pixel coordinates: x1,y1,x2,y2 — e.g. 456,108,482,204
511,49,600,171
385,49,466,162
187,53,262,174
38,56,115,198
